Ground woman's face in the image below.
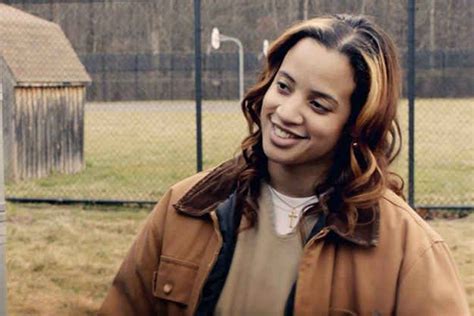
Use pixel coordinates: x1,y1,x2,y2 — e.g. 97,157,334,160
261,37,355,174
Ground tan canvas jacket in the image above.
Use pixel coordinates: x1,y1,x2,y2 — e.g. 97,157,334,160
99,160,470,315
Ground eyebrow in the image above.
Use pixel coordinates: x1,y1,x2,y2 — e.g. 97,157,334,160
277,70,340,106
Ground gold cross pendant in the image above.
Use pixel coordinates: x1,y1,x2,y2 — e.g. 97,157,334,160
288,209,298,229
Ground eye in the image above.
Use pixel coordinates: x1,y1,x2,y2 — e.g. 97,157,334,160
310,100,330,113
276,81,290,93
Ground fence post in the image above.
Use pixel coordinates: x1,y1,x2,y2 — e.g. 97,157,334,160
194,0,203,172
0,66,7,315
407,0,416,207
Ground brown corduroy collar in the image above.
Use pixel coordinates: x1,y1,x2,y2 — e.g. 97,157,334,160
174,157,379,247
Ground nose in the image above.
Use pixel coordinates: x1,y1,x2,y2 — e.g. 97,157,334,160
274,95,304,125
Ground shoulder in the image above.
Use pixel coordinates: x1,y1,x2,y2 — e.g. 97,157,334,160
380,192,470,313
378,189,443,244
168,157,245,215
141,169,217,256
376,190,454,277
146,169,214,227
151,157,243,220
167,170,213,204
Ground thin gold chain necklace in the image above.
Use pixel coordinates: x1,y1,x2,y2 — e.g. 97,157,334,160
268,186,316,228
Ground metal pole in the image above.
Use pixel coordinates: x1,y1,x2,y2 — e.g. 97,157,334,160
237,41,244,101
407,0,416,207
194,0,203,172
0,63,7,315
220,35,244,101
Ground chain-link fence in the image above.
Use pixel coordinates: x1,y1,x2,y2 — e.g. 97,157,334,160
1,0,473,209
412,0,473,209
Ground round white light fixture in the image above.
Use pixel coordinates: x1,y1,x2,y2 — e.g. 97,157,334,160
211,27,220,50
263,39,269,57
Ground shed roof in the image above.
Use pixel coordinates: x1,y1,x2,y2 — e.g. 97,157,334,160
0,4,91,85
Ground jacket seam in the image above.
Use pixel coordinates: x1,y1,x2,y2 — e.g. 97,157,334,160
160,255,199,270
151,188,172,311
159,188,172,242
398,239,445,286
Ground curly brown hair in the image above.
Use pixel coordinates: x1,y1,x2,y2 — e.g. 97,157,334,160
236,14,404,233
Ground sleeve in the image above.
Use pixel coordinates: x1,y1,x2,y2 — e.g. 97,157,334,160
396,240,470,316
98,189,172,315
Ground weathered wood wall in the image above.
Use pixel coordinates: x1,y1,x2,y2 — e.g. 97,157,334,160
10,86,85,182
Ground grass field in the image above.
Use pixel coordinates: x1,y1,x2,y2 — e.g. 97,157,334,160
5,98,474,205
5,202,473,315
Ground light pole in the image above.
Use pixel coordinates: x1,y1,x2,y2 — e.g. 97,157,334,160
194,0,203,172
0,68,7,315
211,27,244,101
407,0,415,207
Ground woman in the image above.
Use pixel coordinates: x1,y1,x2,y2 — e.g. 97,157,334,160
100,15,469,315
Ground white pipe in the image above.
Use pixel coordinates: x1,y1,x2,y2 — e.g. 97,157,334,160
220,35,244,101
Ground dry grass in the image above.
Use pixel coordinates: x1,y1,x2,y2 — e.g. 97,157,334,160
6,202,149,315
5,202,474,315
430,215,474,311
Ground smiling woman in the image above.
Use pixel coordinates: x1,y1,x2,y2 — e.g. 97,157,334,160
261,38,354,198
99,15,469,315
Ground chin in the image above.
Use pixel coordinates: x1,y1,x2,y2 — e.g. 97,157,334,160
263,144,333,172
263,146,300,167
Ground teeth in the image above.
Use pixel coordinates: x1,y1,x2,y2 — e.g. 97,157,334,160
274,125,294,139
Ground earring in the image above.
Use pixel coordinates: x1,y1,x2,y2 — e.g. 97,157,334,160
352,141,359,148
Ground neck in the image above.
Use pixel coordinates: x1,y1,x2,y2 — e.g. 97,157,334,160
267,161,328,198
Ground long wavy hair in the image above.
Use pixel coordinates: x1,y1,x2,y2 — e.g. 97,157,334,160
235,14,404,233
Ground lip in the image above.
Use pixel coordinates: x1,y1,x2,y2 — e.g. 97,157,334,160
271,121,307,139
269,122,308,148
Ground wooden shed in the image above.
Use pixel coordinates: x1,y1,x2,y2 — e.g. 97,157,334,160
0,4,91,182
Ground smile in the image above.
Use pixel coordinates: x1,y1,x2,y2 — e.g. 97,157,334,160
272,123,306,139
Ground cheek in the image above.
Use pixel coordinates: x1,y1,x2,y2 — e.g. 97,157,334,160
327,120,350,147
309,118,348,145
260,94,273,131
261,86,279,114
329,109,351,136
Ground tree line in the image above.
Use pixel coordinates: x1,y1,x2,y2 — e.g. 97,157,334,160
3,0,472,100
4,0,472,54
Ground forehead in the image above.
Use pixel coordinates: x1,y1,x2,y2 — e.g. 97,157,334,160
278,38,355,102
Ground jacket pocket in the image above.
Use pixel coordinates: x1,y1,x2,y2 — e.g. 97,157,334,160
152,255,199,306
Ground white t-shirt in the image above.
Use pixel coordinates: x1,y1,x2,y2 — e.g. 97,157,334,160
269,186,319,235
